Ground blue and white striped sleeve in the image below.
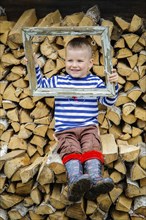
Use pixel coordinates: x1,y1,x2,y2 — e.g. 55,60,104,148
99,83,119,107
35,65,58,88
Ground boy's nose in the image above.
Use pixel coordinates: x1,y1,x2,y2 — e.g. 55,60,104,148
72,61,77,67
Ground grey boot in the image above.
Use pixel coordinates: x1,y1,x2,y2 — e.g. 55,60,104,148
84,159,114,200
65,159,91,202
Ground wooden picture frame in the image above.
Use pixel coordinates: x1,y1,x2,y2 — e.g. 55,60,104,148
22,26,115,97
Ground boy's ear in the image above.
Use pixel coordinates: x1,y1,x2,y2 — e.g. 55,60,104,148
89,58,94,68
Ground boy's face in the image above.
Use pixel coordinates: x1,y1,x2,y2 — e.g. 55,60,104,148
65,46,93,78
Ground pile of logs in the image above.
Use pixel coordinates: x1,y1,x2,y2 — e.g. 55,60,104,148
0,5,146,220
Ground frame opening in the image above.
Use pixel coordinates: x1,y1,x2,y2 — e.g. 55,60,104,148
22,26,115,97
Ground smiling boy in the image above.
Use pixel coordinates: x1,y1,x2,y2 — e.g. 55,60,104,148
35,37,118,202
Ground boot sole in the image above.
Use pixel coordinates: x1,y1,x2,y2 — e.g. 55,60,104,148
85,179,114,200
68,178,91,202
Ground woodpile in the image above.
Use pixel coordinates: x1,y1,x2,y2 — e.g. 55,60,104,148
0,5,146,220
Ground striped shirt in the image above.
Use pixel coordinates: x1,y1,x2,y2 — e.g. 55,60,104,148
36,66,118,132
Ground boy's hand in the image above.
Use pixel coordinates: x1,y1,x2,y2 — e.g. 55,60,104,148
23,53,39,67
107,69,118,83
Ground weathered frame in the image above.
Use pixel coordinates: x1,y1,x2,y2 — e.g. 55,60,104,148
22,26,115,97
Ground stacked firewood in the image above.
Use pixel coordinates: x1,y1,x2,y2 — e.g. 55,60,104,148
0,5,146,220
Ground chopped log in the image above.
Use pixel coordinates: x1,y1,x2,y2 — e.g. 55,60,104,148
97,193,112,212
129,14,143,32
133,196,146,217
114,159,127,174
137,75,146,93
118,144,140,162
0,208,8,220
110,170,124,183
0,149,25,162
29,209,45,220
0,193,23,209
122,123,132,134
7,108,19,122
114,38,125,49
122,113,137,124
19,109,33,124
122,33,139,49
79,5,100,26
8,202,28,219
18,125,32,139
44,59,56,74
137,51,146,66
30,134,47,148
117,62,133,77
50,184,66,209
100,134,118,164
63,12,84,26
130,162,146,181
65,200,86,220
138,143,146,169
127,54,138,68
1,53,21,66
4,153,30,178
125,178,146,198
48,211,69,220
2,100,17,110
115,194,132,212
30,183,42,205
92,65,104,77
127,86,142,102
127,68,140,81
109,184,123,203
116,48,133,59
0,129,13,142
0,20,15,33
89,207,107,220
111,210,130,220
9,9,37,44
15,180,34,196
30,101,49,119
106,106,121,125
135,106,146,121
128,136,143,145
130,212,145,220
8,135,28,150
37,165,54,185
34,202,56,215
122,102,136,116
0,173,6,193
115,92,131,106
46,152,66,175
132,126,143,137
114,16,130,31
55,172,67,183
3,84,19,102
86,200,97,215
20,156,43,183
140,177,146,188
19,97,35,109
124,81,134,92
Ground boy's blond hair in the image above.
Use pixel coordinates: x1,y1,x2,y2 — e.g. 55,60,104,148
66,37,93,58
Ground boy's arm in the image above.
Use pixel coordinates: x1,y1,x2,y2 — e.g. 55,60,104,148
35,65,51,88
99,69,119,107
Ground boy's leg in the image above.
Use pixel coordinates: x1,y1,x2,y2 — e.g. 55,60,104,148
81,125,114,200
56,128,91,202
82,152,114,200
63,154,91,202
